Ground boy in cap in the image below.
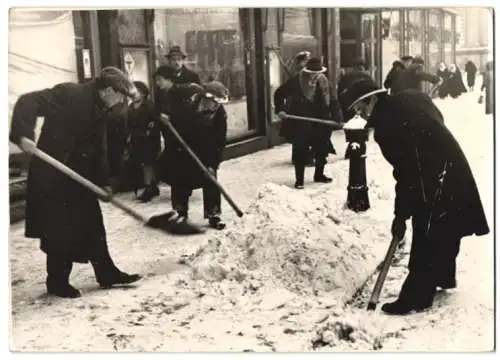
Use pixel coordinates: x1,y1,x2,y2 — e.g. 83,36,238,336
126,81,161,202
338,73,489,315
9,66,142,298
157,81,228,230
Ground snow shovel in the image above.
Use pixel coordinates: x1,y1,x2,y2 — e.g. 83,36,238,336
159,114,244,218
19,137,204,235
367,235,402,311
283,113,345,129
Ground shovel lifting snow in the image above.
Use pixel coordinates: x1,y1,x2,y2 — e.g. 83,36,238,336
367,235,401,311
159,113,244,218
19,137,204,235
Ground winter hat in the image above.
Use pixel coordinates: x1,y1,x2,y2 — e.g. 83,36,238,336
302,57,327,73
133,81,149,98
98,66,138,99
166,45,187,59
295,50,311,64
202,81,230,104
338,73,387,111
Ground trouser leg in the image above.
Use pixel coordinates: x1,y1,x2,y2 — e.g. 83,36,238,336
171,185,192,217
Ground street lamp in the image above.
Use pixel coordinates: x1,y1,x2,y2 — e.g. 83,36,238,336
343,113,370,212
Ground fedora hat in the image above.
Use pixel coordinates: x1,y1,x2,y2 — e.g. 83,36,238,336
166,45,187,59
302,57,326,73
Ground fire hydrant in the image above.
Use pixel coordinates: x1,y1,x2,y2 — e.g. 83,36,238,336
343,114,370,212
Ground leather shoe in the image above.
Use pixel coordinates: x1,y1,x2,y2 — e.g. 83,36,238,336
98,272,142,289
381,299,432,315
47,283,82,298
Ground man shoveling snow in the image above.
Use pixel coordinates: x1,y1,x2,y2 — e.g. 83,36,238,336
338,73,490,315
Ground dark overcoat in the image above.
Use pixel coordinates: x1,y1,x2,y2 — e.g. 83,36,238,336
446,70,468,98
370,90,489,239
465,61,478,88
9,81,112,262
157,86,228,189
274,75,342,151
436,69,450,98
481,69,494,115
391,64,441,94
128,99,161,166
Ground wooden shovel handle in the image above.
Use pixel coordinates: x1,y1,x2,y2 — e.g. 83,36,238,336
367,235,401,310
19,137,149,223
284,114,344,129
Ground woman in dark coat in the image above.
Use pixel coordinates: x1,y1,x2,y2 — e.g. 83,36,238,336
126,81,161,201
465,60,478,92
481,60,494,115
157,81,228,230
275,57,343,189
9,67,141,298
341,75,489,315
446,63,468,98
436,62,450,99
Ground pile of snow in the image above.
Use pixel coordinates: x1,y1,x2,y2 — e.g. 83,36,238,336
181,182,394,301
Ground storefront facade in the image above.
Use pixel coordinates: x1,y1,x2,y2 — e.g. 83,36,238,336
8,7,458,166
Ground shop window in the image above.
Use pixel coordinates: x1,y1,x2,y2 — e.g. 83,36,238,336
280,8,319,74
264,8,282,123
443,13,454,66
381,10,401,82
428,10,442,71
116,10,151,89
405,10,423,59
154,8,254,140
117,9,147,45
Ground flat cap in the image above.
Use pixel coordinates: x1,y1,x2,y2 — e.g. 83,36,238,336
98,66,138,100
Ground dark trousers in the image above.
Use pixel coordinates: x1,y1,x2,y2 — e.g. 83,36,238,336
171,172,222,219
397,213,462,306
45,239,120,287
292,141,328,183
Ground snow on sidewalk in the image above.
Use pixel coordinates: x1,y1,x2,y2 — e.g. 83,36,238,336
8,92,494,352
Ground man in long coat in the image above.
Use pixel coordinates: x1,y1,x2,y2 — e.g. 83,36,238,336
275,57,343,189
157,81,228,230
9,67,142,298
339,74,490,315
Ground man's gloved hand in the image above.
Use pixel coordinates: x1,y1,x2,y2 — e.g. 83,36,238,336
391,216,407,240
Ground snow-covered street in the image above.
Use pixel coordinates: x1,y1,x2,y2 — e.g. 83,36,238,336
8,88,494,352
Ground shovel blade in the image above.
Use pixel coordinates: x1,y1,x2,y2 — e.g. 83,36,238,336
146,211,205,235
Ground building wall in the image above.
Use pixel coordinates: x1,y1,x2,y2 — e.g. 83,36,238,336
8,9,81,155
454,7,493,71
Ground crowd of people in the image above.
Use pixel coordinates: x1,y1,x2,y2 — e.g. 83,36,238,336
9,44,491,320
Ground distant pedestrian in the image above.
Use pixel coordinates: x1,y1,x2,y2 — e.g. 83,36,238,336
465,60,478,92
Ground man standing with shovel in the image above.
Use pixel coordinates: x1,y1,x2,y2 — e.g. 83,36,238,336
339,74,489,315
9,67,142,298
